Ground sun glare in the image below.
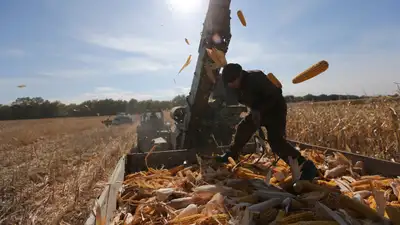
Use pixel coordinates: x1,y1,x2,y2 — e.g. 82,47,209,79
167,0,202,13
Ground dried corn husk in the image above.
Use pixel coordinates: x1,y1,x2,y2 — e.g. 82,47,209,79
175,204,198,219
178,55,192,74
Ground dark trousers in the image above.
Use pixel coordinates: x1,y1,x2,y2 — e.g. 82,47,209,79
231,96,303,164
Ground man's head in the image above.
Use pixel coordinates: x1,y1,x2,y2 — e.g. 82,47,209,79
221,63,242,88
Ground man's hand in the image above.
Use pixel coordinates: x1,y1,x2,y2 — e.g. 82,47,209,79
252,110,261,127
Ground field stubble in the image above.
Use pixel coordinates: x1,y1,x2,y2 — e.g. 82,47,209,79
287,99,400,161
0,99,399,224
0,117,138,224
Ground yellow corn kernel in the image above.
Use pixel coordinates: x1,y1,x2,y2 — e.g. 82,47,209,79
277,211,316,225
228,157,237,166
235,168,265,180
315,180,338,189
292,60,329,84
236,167,254,174
353,184,372,192
168,214,205,225
351,179,371,187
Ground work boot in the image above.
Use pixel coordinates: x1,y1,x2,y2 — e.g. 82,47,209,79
299,159,318,181
215,150,239,163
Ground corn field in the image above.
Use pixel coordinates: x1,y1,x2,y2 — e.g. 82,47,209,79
287,98,400,162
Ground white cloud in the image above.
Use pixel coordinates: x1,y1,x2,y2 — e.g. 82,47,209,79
37,69,101,79
63,86,190,104
113,57,175,72
83,34,193,60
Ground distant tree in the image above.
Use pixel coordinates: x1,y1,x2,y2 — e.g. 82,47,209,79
0,93,373,121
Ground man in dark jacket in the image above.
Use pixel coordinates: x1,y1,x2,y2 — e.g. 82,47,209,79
216,63,317,181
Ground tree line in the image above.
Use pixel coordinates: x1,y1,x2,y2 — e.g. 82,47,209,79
0,94,394,120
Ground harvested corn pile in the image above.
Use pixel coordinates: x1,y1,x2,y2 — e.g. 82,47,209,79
110,150,400,225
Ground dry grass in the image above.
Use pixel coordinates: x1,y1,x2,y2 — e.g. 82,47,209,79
287,99,400,161
0,117,138,224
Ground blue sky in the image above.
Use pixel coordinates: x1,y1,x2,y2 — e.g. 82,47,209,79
0,0,399,104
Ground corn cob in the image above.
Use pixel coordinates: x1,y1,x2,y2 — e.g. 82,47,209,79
167,213,205,225
276,211,316,225
168,165,184,176
351,179,372,187
294,181,338,194
353,184,372,192
235,168,265,180
237,10,247,26
228,157,237,166
287,221,339,225
328,192,382,221
205,48,227,67
267,73,283,88
315,180,339,189
292,60,329,84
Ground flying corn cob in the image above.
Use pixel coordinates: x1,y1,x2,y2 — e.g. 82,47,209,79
206,47,227,68
292,60,329,84
237,10,247,26
185,38,190,45
267,73,283,88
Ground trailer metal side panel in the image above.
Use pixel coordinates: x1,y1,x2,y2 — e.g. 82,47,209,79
85,155,126,225
288,140,400,177
86,142,400,224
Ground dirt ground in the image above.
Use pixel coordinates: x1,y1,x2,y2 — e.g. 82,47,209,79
0,116,138,224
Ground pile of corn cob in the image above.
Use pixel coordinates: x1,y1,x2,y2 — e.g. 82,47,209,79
111,149,400,225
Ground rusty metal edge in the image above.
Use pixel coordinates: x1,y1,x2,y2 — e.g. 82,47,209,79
85,155,126,225
288,139,400,177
